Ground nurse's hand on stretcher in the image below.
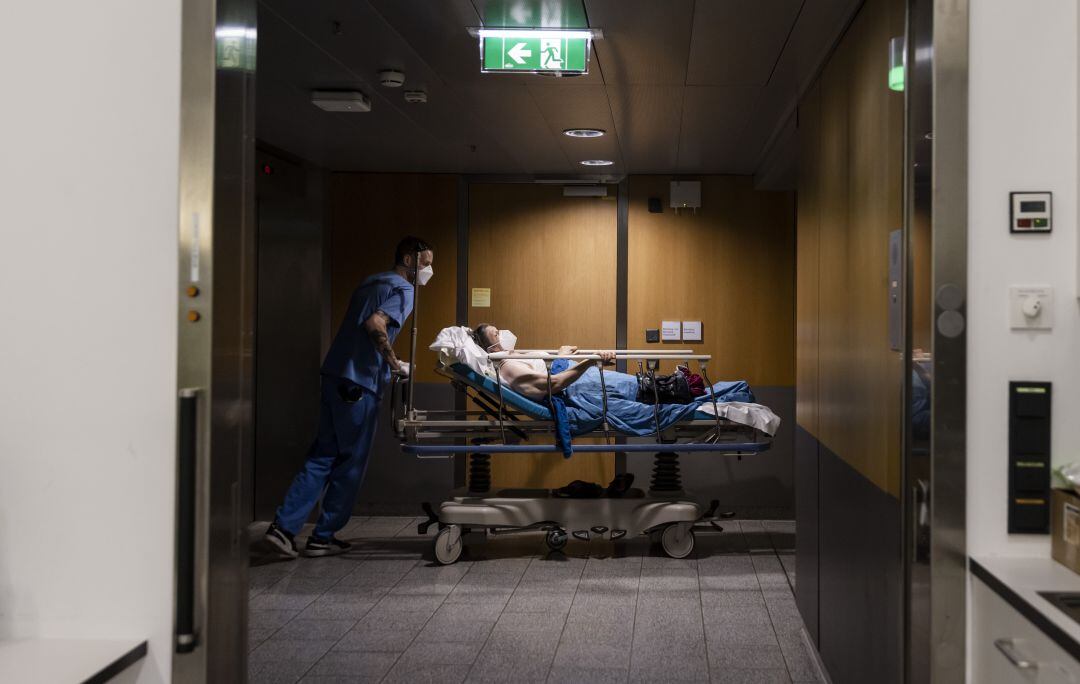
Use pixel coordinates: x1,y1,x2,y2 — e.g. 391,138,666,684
392,361,412,378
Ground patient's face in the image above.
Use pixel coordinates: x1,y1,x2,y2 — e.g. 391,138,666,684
480,326,500,351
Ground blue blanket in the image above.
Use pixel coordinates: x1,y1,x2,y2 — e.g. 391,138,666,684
556,365,753,436
451,363,754,456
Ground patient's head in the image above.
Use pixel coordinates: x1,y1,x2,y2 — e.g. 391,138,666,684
473,324,499,352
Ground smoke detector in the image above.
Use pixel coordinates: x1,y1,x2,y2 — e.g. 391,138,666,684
378,69,406,87
311,90,370,112
403,90,427,104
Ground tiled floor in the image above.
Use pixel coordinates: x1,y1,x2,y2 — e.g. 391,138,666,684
248,517,825,684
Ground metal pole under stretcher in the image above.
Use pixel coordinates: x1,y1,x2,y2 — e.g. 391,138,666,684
597,362,612,443
406,250,420,419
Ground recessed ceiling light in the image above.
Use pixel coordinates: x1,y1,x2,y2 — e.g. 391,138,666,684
580,159,613,166
564,128,605,138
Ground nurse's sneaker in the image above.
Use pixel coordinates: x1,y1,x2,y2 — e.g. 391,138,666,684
264,522,298,559
305,535,352,557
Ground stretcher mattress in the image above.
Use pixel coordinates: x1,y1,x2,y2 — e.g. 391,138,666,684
447,363,779,436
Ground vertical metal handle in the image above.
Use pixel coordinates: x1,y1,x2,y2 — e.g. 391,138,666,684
993,638,1038,670
406,250,421,419
176,389,199,654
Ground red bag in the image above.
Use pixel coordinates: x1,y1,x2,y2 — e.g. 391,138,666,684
677,365,707,397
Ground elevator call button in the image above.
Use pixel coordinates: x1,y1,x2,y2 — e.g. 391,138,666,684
1010,192,1052,233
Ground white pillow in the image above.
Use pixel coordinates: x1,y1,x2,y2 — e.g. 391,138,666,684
428,326,494,378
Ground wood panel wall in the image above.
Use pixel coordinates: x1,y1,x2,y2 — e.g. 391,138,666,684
327,173,458,383
468,183,617,488
796,0,904,497
627,176,795,387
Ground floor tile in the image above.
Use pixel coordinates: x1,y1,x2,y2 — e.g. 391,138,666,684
295,596,378,621
491,610,566,635
710,669,791,684
274,618,357,641
305,650,399,678
396,640,486,664
251,609,301,631
249,638,338,670
706,642,787,669
547,665,630,683
383,662,472,683
246,517,817,684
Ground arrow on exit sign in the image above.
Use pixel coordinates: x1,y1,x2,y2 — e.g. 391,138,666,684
478,30,592,74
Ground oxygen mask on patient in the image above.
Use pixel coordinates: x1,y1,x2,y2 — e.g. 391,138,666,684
487,329,517,353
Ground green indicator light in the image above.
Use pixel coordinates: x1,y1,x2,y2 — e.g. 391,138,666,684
888,36,905,92
888,65,905,92
1016,387,1047,394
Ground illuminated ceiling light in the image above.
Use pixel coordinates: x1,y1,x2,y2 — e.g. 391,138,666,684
888,36,905,92
580,159,613,166
564,128,605,138
473,28,599,40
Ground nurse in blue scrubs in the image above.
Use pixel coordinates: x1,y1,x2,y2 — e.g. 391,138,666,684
264,236,434,558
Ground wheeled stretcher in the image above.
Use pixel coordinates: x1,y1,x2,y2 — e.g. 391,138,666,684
393,349,773,564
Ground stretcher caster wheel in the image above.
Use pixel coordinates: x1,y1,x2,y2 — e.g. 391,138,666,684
434,525,463,565
546,528,568,551
660,524,695,559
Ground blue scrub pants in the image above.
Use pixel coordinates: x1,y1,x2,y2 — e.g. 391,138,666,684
275,375,379,539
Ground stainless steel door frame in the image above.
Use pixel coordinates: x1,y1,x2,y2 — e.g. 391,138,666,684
175,0,257,679
928,0,969,680
900,0,969,681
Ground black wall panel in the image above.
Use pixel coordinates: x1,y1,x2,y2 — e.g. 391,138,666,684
818,441,902,683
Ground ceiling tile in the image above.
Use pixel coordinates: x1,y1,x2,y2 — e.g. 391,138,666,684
585,0,695,84
676,86,761,173
686,0,803,87
605,85,683,172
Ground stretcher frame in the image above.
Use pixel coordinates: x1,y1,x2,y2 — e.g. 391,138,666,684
396,277,771,562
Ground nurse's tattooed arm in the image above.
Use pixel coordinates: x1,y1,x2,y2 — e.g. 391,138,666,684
363,310,403,373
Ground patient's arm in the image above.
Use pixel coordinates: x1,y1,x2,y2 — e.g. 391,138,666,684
498,351,615,400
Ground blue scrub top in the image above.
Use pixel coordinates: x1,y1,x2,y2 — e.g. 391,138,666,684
321,271,414,394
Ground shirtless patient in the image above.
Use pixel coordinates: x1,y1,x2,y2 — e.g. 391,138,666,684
471,323,615,401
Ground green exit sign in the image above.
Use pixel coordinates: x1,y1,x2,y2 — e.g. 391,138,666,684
478,29,592,74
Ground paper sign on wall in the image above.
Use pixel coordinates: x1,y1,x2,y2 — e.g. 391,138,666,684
471,288,491,307
682,321,702,342
661,321,681,341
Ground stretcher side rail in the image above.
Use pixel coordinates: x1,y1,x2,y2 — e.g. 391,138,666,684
396,359,767,447
402,442,769,455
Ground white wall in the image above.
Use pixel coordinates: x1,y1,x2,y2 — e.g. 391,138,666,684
0,1,180,681
968,0,1079,557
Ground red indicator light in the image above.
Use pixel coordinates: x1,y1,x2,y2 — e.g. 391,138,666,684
262,164,273,175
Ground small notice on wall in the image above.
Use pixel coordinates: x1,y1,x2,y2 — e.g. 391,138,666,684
682,321,702,342
471,288,491,308
661,321,681,341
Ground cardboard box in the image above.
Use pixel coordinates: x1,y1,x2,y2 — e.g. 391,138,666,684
1051,488,1080,575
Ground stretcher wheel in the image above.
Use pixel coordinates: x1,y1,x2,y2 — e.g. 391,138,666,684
546,528,568,551
660,524,695,559
433,525,463,565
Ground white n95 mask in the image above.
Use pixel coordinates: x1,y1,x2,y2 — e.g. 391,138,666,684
416,264,433,286
497,329,517,351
